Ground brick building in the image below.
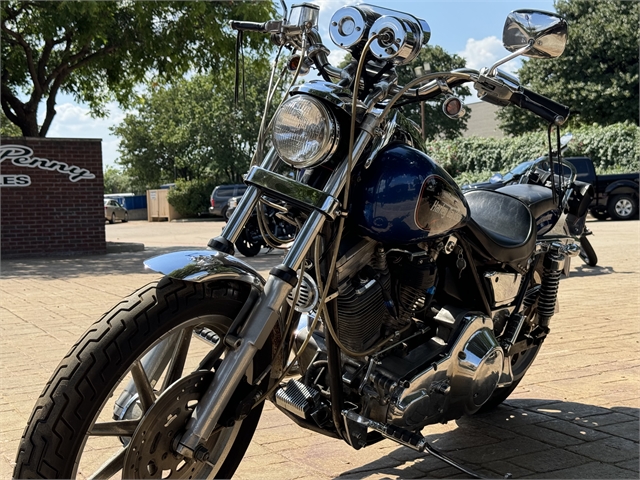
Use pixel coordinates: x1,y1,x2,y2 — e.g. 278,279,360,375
1,137,106,258
463,101,505,139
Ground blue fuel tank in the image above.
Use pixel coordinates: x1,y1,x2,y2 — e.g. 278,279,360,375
351,143,469,245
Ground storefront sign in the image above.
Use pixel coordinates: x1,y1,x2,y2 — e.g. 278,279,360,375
0,144,96,186
1,174,31,187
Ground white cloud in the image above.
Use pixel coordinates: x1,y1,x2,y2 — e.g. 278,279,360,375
457,36,524,103
37,101,126,169
457,36,504,71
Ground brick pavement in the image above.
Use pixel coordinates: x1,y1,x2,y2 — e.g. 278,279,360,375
0,218,638,479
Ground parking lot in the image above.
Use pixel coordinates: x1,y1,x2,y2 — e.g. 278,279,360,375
1,217,638,478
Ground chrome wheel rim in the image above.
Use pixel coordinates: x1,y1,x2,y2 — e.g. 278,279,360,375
72,315,234,479
615,198,633,217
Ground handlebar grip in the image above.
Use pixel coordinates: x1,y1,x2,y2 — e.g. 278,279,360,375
513,88,570,125
229,20,268,32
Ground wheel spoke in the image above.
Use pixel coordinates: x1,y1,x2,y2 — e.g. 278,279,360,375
131,360,156,411
161,326,194,391
87,447,126,480
89,419,139,436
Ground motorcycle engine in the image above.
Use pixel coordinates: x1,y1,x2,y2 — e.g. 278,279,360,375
333,238,437,352
290,238,504,432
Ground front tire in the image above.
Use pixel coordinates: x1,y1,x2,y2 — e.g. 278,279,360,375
14,278,269,479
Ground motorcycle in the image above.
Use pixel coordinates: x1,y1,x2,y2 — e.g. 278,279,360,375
464,134,598,267
15,4,583,479
229,197,298,257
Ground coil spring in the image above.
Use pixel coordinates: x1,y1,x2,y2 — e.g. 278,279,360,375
537,253,564,327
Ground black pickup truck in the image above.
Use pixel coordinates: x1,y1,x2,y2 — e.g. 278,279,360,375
567,157,639,221
464,156,639,220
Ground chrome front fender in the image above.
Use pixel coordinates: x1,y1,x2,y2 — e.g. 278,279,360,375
144,250,265,289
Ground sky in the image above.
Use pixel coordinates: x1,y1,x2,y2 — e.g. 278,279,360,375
36,0,556,170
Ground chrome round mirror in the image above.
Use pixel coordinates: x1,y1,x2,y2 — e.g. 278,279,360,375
503,10,568,59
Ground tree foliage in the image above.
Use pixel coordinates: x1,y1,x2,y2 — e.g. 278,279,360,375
113,57,275,191
498,0,640,135
103,166,135,195
426,122,639,184
167,178,217,217
1,1,275,137
395,46,471,140
339,46,471,140
1,112,21,136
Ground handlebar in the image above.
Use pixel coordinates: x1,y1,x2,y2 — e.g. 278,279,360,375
511,88,570,125
230,16,567,125
230,20,270,32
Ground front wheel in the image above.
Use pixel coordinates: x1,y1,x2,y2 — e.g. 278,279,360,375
14,278,269,479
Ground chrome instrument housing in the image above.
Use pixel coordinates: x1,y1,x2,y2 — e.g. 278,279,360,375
329,4,430,59
369,15,422,65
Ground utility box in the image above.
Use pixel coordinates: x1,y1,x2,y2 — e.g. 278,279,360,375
146,189,182,221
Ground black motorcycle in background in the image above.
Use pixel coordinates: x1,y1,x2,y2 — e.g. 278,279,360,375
464,134,598,267
229,197,297,256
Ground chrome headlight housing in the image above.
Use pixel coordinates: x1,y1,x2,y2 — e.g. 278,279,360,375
272,95,340,169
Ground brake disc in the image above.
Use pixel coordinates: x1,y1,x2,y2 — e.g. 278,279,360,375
123,371,215,479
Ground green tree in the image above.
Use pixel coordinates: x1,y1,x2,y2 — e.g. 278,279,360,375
498,0,639,135
396,46,471,140
1,1,275,137
1,112,21,136
339,46,470,140
103,166,135,195
113,57,274,189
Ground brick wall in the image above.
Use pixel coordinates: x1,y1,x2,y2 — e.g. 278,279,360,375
1,137,106,258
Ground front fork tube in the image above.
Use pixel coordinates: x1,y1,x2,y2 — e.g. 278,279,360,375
177,191,332,459
178,130,374,457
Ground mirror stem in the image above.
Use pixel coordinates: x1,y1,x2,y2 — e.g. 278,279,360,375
487,40,533,76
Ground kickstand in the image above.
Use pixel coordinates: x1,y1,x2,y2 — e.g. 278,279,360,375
422,441,486,479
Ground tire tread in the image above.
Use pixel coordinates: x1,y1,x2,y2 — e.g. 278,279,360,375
14,278,248,479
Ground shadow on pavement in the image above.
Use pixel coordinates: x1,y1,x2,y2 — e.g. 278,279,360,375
337,400,639,479
569,265,636,278
1,246,284,279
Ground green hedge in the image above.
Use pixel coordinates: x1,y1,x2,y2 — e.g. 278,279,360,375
167,178,217,217
424,122,639,184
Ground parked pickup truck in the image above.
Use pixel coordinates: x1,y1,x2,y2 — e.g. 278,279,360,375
464,156,639,221
567,157,639,221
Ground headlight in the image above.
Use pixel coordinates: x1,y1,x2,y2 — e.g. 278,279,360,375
272,95,340,168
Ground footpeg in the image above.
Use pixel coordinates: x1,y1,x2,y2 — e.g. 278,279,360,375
275,379,320,418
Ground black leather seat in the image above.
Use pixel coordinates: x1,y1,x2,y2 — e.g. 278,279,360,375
496,184,557,220
463,189,536,264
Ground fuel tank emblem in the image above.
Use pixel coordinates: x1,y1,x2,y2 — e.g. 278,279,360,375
415,175,468,234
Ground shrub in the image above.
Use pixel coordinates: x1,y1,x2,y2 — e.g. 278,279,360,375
167,178,217,217
429,122,639,181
